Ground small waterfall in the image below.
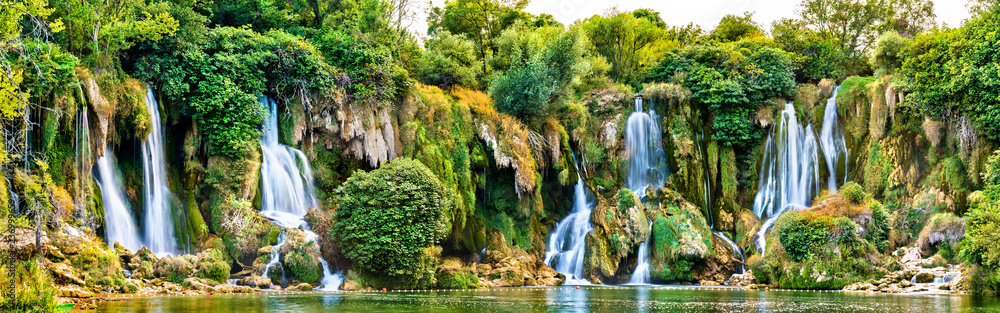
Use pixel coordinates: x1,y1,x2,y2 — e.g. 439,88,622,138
258,96,343,290
544,150,592,285
261,230,288,287
695,128,713,227
714,231,745,274
624,96,667,196
627,220,653,285
75,110,92,213
141,86,179,256
818,87,848,193
95,148,143,252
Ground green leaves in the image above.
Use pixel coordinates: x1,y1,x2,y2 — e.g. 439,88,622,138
332,158,453,288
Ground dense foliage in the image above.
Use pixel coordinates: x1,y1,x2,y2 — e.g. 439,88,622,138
332,158,453,288
649,39,796,149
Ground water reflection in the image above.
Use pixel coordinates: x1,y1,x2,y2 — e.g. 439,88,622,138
635,286,649,313
547,287,589,313
98,287,1000,313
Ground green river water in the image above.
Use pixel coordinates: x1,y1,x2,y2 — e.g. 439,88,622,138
95,286,1000,312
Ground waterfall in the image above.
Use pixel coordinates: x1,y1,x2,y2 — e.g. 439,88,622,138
627,220,653,285
752,93,848,255
544,150,593,285
75,110,92,213
695,128,714,227
818,87,848,193
714,231,745,274
258,96,343,290
95,148,143,252
141,86,179,256
261,230,288,287
624,97,667,196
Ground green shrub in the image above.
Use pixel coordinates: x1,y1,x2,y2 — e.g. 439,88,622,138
333,158,453,288
0,260,59,312
416,31,482,89
775,211,829,262
195,249,231,284
865,200,891,251
840,182,866,204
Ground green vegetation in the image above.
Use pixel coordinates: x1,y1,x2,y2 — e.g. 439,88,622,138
333,158,453,288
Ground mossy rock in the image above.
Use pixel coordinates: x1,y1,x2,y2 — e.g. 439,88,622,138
195,249,231,284
155,254,197,284
436,267,479,289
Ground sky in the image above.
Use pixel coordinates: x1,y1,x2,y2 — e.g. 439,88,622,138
404,0,974,42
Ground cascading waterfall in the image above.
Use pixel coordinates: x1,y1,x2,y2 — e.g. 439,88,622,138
624,96,667,196
714,231,745,274
544,150,593,285
141,86,179,256
75,110,92,213
261,231,288,287
95,148,143,252
627,220,653,285
752,90,849,255
258,96,343,290
695,128,714,227
819,87,848,193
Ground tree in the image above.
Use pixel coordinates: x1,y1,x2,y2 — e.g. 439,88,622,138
772,18,847,81
488,24,593,118
416,31,482,89
579,9,676,85
869,30,909,76
332,158,453,288
799,0,882,56
428,0,530,73
798,0,936,56
710,12,764,42
969,0,1000,14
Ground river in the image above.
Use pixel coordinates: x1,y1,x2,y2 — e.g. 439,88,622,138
96,286,1000,312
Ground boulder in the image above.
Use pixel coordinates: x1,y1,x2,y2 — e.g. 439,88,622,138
238,275,272,288
287,283,314,292
50,261,86,286
57,285,94,298
914,272,934,284
280,229,323,284
728,272,756,286
212,284,255,293
700,280,721,286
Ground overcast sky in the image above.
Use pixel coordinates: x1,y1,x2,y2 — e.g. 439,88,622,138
404,0,973,42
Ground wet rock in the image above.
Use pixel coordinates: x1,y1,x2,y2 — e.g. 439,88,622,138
57,285,94,298
340,279,360,291
287,283,314,292
914,272,934,284
728,272,756,286
280,228,323,284
238,275,272,288
128,247,159,280
212,284,255,293
700,280,721,286
183,277,213,292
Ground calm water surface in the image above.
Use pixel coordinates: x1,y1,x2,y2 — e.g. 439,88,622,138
96,286,1000,312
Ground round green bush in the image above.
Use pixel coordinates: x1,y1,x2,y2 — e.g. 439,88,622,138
840,182,866,204
333,158,453,288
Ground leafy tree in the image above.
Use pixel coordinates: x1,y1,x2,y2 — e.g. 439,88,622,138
968,0,1000,14
898,7,1000,141
428,0,530,72
579,9,676,85
869,30,909,76
49,0,178,64
710,12,764,43
880,0,935,37
488,24,593,118
771,18,846,81
416,31,482,89
332,158,453,288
